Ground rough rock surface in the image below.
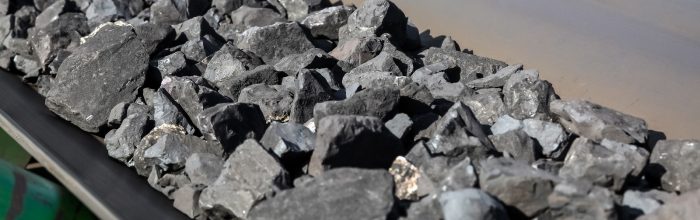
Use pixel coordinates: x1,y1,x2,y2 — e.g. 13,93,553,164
649,140,700,193
544,181,616,220
235,22,315,63
638,188,700,220
313,87,400,123
197,103,267,152
439,189,510,220
551,99,648,144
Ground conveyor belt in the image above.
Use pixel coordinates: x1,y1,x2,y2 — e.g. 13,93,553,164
0,71,187,219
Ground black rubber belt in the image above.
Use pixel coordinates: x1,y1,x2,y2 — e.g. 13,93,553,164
0,71,186,220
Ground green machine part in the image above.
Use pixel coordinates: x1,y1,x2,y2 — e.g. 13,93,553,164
0,159,96,220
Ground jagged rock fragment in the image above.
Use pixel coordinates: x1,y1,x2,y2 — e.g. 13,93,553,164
649,139,700,193
550,99,648,144
235,22,315,63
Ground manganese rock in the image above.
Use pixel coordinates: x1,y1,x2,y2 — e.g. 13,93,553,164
199,139,289,219
152,89,197,134
308,115,403,176
410,62,470,102
184,153,223,186
419,47,507,85
522,118,566,157
329,36,383,71
439,189,510,220
203,43,264,89
289,69,335,123
649,139,700,193
638,188,700,220
197,103,267,153
45,22,149,133
503,69,557,120
273,48,337,76
30,12,89,67
313,87,400,123
300,5,355,40
259,121,315,175
550,99,648,144
219,65,284,100
237,84,293,122
544,181,616,220
235,22,315,64
462,92,507,125
105,113,152,164
489,129,537,163
277,0,323,21
134,132,223,175
161,76,233,132
467,64,523,89
249,168,394,220
342,0,407,46
405,142,478,192
426,102,496,161
224,5,285,35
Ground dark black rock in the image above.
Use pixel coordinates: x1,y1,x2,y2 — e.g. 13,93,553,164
212,0,269,15
313,87,400,123
105,113,152,164
180,37,221,63
238,84,293,121
219,64,284,100
426,102,496,162
300,5,355,40
134,22,174,56
308,115,403,176
259,121,314,175
45,22,149,133
341,0,407,47
161,76,233,132
199,139,289,219
235,22,315,64
550,99,648,144
249,168,394,220
196,103,267,152
329,36,383,72
419,47,507,85
503,69,557,120
151,51,187,79
153,89,197,134
489,130,537,163
273,48,337,76
649,139,700,193
410,62,471,102
150,0,187,25
219,5,285,38
135,131,223,176
289,69,335,123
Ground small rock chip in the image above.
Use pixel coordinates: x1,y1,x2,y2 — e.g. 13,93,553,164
238,84,293,121
172,185,203,218
184,153,223,186
219,64,284,100
385,113,413,140
277,0,323,21
249,168,394,220
489,130,537,163
152,89,197,134
274,48,337,77
197,103,267,152
389,156,433,200
426,102,496,161
439,188,510,220
308,115,403,176
152,51,188,79
313,87,400,123
235,22,315,64
329,36,383,72
300,5,355,40
550,99,648,144
136,133,223,175
649,139,700,193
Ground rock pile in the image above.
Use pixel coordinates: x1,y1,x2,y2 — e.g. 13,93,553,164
1,0,698,219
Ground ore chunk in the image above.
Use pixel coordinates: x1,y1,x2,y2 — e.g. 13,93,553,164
289,69,335,123
12,6,37,38
544,181,616,220
172,16,221,41
259,121,314,175
467,64,523,89
85,0,143,29
489,130,537,163
300,5,354,40
172,185,202,218
152,89,196,134
622,190,676,218
389,156,434,200
329,36,383,71
203,43,264,89
134,22,174,56
199,139,289,219
197,103,266,152
419,47,507,84
222,5,285,36
308,115,403,176
398,82,434,115
34,0,67,29
274,48,337,76
342,0,407,46
135,133,223,175
491,114,523,135
405,195,442,220
649,139,700,193
343,52,404,81
638,188,700,220
503,69,557,120
550,99,648,144
559,137,648,191
213,0,268,14
249,168,394,220
277,0,323,21
411,62,470,101
217,64,283,101
45,22,149,133
461,92,507,125
522,119,566,156
404,142,477,192
150,0,187,25
479,157,560,217
313,87,400,123
385,113,412,140
341,70,409,90
30,13,89,67
161,76,232,131
426,102,496,161
439,189,510,220
184,153,223,186
180,37,220,62
105,113,152,164
440,36,460,51
235,22,315,63
238,84,293,121
152,51,187,78
13,55,41,79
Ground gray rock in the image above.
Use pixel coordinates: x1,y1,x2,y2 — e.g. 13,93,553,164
238,84,293,122
29,13,89,67
532,159,564,176
342,0,407,46
544,181,616,220
426,102,496,161
341,70,410,90
385,113,412,140
218,64,283,100
199,139,289,219
300,5,355,40
184,153,223,186
202,44,263,88
467,64,523,89
172,16,220,41
153,89,197,135
153,172,191,198
329,36,383,71
559,137,646,191
180,37,220,62
133,22,174,56
235,22,315,64
490,115,523,135
398,82,435,115
152,51,187,78
13,55,41,80
419,47,506,85
388,156,434,200
638,188,700,220
622,190,677,218
405,195,442,220
249,168,394,220
213,0,268,15
3,37,32,56
479,157,560,217
150,0,187,25
308,115,402,176
439,188,510,220
11,6,37,38
489,130,537,163
0,49,13,71
85,0,141,29
345,52,404,79
405,142,477,192
133,124,187,169
219,5,285,38
410,62,468,101
600,139,649,177
35,75,53,97
503,69,557,120
313,87,400,123
649,139,700,193
135,133,223,175
105,113,152,164
34,0,67,29
161,76,232,131
289,69,335,123
196,103,266,152
522,119,566,156
107,102,129,126
45,22,149,133
46,49,70,75
273,48,337,77
440,36,460,51
259,121,315,174
278,0,323,21
462,92,507,125
550,99,648,144
172,185,203,218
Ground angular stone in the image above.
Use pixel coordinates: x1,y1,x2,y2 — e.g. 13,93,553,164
135,133,223,175
300,5,354,40
479,157,560,217
180,37,220,62
277,0,323,21
235,22,315,63
440,36,460,51
45,22,149,133
184,153,223,186
238,84,293,122
161,76,232,131
638,188,700,220
152,172,191,198
105,113,152,164
203,43,263,89
345,52,404,78
219,5,284,38
217,64,283,100
29,13,89,67
503,69,557,120
13,55,41,79
462,92,507,125
522,119,566,156
405,142,477,192
259,121,314,175
426,102,496,161
649,139,700,193
559,137,646,191
467,64,523,89
85,0,141,28
329,36,383,71
212,0,269,14
34,0,67,29
249,168,394,220
11,6,37,38
389,156,434,200
197,103,267,152
172,185,202,218
385,113,412,140
342,0,407,46
35,75,53,97
439,189,510,220
405,195,442,220
398,82,434,115
152,51,187,78
622,190,676,218
419,47,506,85
289,69,335,123
489,130,537,163
273,48,337,76
308,115,402,176
152,89,197,134
134,22,174,56
551,99,648,144
411,62,470,102
341,70,410,90
313,87,399,123
135,124,187,168
172,16,220,41
600,139,649,177
150,0,188,25
490,114,523,135
544,181,616,220
199,139,289,219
